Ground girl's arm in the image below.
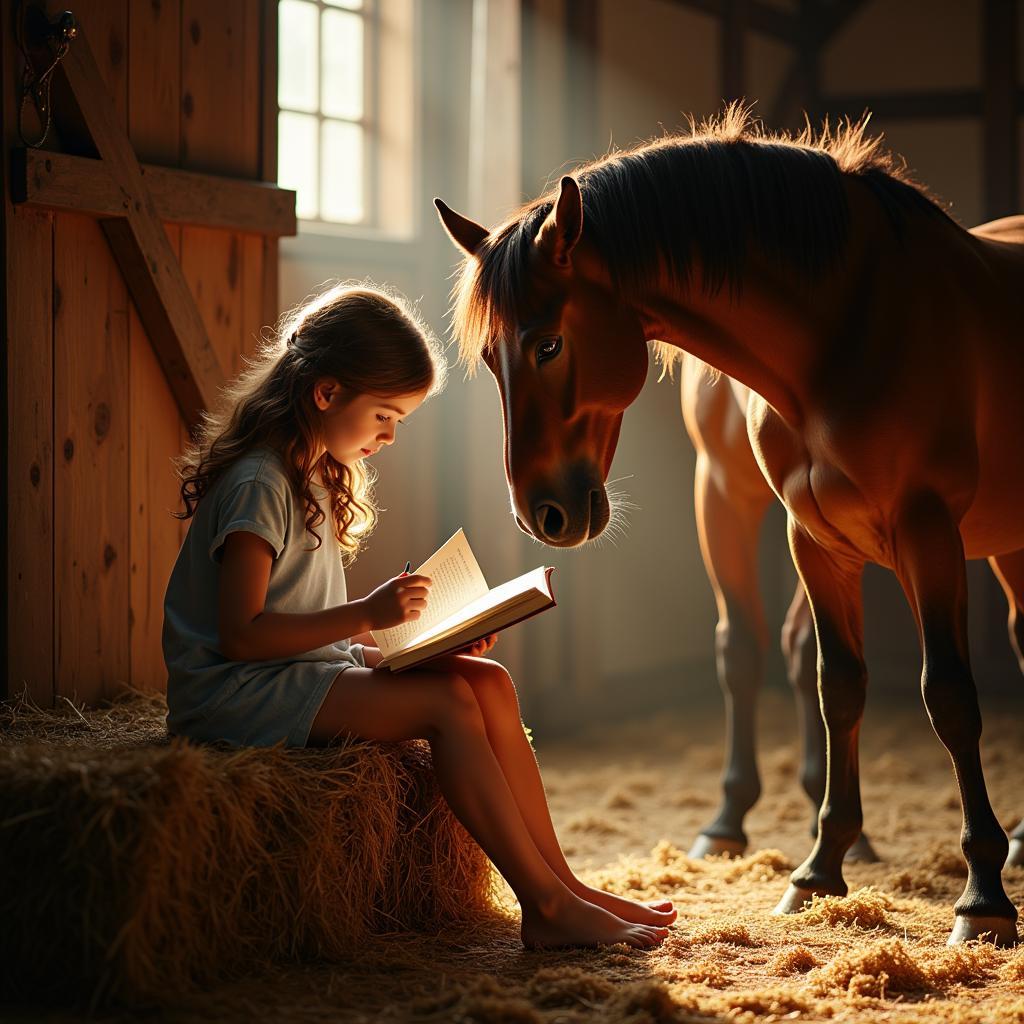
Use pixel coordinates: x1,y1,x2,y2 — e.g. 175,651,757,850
218,531,429,662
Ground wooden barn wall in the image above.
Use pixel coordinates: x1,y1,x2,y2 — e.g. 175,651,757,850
3,0,278,706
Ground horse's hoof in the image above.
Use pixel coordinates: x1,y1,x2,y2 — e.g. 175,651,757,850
772,884,819,915
688,834,745,859
947,915,1018,946
844,833,881,864
1006,838,1024,869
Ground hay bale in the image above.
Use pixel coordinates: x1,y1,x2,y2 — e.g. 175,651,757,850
0,692,497,1008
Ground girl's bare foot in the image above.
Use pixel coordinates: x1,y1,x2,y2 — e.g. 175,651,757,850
521,891,670,950
577,885,677,925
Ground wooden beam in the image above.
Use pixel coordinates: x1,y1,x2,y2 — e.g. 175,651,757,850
27,14,223,427
671,0,722,20
820,89,983,120
721,0,747,102
982,0,1018,219
795,0,820,124
769,0,869,126
671,0,796,44
13,148,297,235
747,1,797,45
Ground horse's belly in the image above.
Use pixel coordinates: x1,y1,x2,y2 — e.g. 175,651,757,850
961,477,1024,557
962,358,1024,557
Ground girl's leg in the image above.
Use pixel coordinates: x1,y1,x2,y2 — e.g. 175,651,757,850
308,666,669,950
429,655,676,926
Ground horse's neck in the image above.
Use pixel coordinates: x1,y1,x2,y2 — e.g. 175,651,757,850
635,265,825,428
632,182,962,429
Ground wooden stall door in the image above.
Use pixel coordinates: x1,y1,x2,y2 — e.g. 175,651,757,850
3,0,281,705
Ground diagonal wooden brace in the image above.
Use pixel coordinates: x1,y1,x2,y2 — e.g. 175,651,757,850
28,14,225,428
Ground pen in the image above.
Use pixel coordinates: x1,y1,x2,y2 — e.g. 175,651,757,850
403,561,411,575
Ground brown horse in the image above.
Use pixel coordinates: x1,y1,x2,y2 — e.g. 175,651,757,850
681,359,878,865
436,108,1024,944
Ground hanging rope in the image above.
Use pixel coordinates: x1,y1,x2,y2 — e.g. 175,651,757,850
16,6,78,149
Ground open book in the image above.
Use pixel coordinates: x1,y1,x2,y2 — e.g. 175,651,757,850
371,529,556,672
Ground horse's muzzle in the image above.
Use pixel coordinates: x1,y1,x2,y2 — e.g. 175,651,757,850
519,481,610,547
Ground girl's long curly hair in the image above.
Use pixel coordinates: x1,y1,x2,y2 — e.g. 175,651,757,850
175,282,446,564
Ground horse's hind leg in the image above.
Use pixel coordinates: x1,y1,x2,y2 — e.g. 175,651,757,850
781,584,879,863
897,494,1017,944
988,548,1024,869
688,452,770,858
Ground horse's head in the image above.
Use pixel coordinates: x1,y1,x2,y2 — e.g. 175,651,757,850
435,177,648,547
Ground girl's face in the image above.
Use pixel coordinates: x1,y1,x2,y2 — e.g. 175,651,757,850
313,381,428,465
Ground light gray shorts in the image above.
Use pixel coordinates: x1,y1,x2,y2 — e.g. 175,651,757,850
168,655,364,748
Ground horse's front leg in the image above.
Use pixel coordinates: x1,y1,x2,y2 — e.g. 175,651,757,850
781,583,879,863
898,493,1017,944
774,520,867,913
688,453,770,858
988,547,1024,869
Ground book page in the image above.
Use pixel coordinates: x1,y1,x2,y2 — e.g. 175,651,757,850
394,565,553,655
370,529,489,658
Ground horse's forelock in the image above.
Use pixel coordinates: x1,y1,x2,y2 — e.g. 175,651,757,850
451,202,552,375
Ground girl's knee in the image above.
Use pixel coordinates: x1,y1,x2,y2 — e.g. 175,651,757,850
431,673,486,733
463,659,518,706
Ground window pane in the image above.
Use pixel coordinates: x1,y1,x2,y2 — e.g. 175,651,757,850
321,9,363,121
320,119,364,223
324,0,363,9
279,111,319,220
279,0,318,112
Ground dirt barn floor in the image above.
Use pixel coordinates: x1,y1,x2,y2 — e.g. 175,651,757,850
11,684,1024,1024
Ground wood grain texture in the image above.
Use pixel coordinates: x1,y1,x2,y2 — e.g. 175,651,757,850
5,208,55,705
181,0,260,178
127,7,185,694
241,232,268,359
128,0,181,166
182,226,244,378
54,213,130,705
129,224,184,694
16,149,298,235
43,16,225,424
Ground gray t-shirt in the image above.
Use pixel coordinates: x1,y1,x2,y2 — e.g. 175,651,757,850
163,447,364,746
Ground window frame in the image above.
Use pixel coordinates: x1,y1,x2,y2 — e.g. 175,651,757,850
278,0,380,230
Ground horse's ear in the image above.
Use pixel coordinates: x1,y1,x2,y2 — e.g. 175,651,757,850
434,198,489,257
535,175,583,268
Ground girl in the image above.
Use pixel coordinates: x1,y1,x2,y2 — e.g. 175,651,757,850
163,283,674,950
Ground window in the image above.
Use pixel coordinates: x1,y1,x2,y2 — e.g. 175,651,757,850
278,0,376,227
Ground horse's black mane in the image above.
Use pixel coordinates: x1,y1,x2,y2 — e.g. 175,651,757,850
453,107,954,369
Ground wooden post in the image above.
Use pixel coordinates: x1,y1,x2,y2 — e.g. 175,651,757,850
3,0,55,705
721,0,747,103
258,0,280,336
796,0,818,125
982,0,1018,220
768,0,868,128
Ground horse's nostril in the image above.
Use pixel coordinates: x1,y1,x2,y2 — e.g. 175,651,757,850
536,502,566,539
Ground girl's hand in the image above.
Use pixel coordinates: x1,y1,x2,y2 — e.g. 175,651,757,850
362,574,432,629
454,633,498,657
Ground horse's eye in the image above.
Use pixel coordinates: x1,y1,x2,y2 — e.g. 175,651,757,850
536,335,563,365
